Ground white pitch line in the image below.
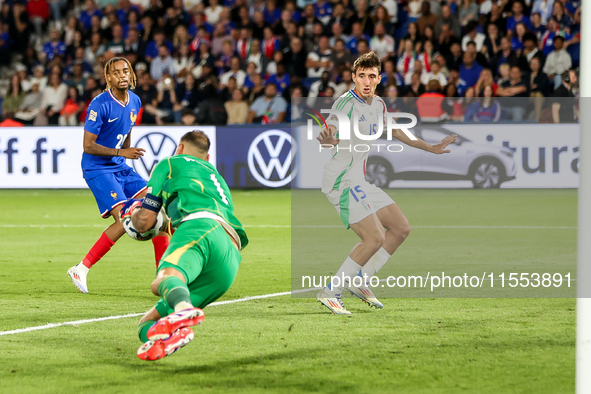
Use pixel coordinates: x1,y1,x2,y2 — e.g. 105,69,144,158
0,224,577,229
0,289,318,337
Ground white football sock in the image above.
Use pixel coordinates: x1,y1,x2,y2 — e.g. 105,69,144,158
328,256,363,295
77,262,90,275
360,247,391,279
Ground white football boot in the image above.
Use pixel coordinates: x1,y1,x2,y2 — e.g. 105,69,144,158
67,263,89,293
348,282,384,309
317,288,352,315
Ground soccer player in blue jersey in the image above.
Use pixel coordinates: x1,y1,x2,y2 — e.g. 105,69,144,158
67,57,169,293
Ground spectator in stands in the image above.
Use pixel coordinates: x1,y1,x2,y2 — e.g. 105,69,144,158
150,44,176,81
307,70,337,106
27,0,50,39
461,21,485,52
473,84,501,122
58,86,84,126
14,82,44,125
251,10,268,41
474,68,497,96
327,3,349,37
85,32,106,65
346,22,369,55
417,80,446,122
551,1,570,29
221,56,246,88
40,72,68,125
530,12,546,39
261,27,279,59
532,0,553,25
235,27,252,61
42,29,66,63
549,69,576,123
491,37,519,76
518,33,545,72
153,73,182,125
422,60,447,87
497,66,529,121
540,17,576,56
134,73,158,124
80,0,102,31
397,39,416,84
497,63,510,86
221,76,238,101
372,5,395,37
507,1,531,36
195,76,228,124
305,36,331,78
407,0,422,23
458,52,483,96
442,84,464,120
145,30,173,63
268,62,290,95
1,75,26,122
356,38,370,57
511,22,528,54
205,0,224,25
446,42,463,72
417,1,438,36
334,69,355,97
245,73,265,104
543,35,572,89
436,5,461,38
225,88,249,124
465,40,488,69
192,42,214,80
369,22,394,63
487,4,506,35
248,39,269,74
458,0,479,27
482,23,501,60
176,74,202,112
350,0,374,36
529,56,550,119
248,82,286,124
67,64,87,95
30,65,48,91
405,71,425,96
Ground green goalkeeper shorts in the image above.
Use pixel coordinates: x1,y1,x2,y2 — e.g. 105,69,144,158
154,218,241,317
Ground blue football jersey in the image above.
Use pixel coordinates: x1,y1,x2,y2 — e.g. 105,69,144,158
81,89,142,179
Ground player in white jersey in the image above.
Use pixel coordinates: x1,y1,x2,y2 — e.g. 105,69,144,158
316,52,457,314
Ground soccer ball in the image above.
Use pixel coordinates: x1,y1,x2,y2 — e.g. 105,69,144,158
123,209,169,241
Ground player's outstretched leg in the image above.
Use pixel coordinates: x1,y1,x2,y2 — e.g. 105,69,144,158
137,327,195,361
147,274,204,340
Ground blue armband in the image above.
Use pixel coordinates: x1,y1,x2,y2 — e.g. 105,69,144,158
141,193,162,213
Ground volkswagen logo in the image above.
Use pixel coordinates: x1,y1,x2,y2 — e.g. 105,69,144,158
132,132,177,180
247,129,296,187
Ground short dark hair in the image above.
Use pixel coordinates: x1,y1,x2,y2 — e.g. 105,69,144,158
180,131,211,153
353,51,381,74
554,35,565,42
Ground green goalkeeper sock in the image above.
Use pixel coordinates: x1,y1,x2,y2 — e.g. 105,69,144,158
158,276,191,310
138,320,156,343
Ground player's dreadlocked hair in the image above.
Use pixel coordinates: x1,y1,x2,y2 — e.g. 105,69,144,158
353,51,382,74
104,57,137,90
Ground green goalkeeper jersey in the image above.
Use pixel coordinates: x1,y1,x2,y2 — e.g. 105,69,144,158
146,154,248,249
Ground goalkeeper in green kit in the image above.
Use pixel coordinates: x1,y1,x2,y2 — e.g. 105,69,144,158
121,130,248,361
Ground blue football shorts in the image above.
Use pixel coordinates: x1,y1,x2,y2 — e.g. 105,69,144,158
85,166,147,218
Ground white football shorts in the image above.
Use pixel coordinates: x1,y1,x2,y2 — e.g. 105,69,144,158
324,181,395,229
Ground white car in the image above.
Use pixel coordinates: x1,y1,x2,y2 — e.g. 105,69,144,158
366,126,517,188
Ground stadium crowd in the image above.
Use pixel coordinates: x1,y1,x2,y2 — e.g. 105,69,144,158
0,0,581,126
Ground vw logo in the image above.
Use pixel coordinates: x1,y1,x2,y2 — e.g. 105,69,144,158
247,129,297,187
132,132,177,180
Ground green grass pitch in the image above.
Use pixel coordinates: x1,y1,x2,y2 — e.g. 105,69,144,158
0,189,576,393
